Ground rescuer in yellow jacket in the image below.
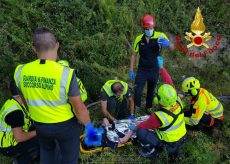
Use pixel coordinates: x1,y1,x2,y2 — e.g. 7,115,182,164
119,84,186,157
14,28,99,163
0,81,39,164
100,80,135,122
182,77,224,128
58,60,88,103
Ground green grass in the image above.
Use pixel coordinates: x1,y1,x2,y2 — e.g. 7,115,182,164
78,103,230,164
1,102,229,163
0,0,230,163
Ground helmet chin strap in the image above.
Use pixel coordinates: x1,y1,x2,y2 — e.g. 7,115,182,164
188,89,199,98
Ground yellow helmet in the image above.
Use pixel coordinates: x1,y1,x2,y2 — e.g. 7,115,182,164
156,84,177,107
182,77,200,96
57,60,69,67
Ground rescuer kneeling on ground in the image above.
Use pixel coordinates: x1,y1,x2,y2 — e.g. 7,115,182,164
119,84,186,158
100,80,135,122
0,81,39,164
182,77,224,129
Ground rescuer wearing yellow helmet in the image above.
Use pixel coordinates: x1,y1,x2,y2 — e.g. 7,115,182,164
182,77,224,128
120,84,186,157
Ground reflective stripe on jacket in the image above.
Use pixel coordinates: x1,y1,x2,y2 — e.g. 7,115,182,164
0,99,31,148
14,59,74,123
185,88,224,126
155,100,186,142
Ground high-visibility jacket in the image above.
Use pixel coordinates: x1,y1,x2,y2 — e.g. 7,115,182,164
102,80,128,97
0,99,31,148
77,77,87,102
155,100,186,142
133,31,169,70
185,88,224,126
14,59,74,123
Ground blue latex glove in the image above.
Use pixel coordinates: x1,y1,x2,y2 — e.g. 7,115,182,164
129,70,135,80
84,123,104,146
157,56,163,68
158,35,170,47
128,114,135,120
129,123,135,131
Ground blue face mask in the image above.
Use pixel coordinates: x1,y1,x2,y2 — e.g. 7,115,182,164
144,29,154,37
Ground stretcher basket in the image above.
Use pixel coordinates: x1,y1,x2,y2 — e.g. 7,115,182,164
80,115,149,154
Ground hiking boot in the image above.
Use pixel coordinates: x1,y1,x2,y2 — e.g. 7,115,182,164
138,147,156,158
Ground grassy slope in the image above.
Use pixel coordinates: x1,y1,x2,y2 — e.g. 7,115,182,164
79,104,230,164
0,0,230,163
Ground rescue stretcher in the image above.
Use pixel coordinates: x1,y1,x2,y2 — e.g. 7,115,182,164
80,115,149,154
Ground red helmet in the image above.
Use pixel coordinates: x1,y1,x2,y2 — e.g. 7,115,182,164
141,14,155,28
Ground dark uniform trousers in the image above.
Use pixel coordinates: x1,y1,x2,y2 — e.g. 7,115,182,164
0,137,39,164
134,69,159,109
107,96,130,120
34,118,80,164
136,128,186,155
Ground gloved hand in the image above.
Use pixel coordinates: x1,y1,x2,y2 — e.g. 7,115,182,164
84,123,104,146
128,114,135,120
129,70,135,80
129,123,135,131
158,35,170,47
157,56,163,68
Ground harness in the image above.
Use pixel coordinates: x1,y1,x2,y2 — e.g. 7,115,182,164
159,100,183,131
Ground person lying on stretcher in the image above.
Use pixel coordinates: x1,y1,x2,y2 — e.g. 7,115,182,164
82,116,149,150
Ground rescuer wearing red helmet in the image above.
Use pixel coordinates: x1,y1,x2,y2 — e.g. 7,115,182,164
129,14,175,115
141,14,155,29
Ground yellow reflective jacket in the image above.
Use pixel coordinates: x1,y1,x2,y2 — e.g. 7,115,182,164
155,100,186,142
133,32,169,53
185,88,224,126
14,59,74,123
0,99,31,148
101,80,128,97
77,77,87,102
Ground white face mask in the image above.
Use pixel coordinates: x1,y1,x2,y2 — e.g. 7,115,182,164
144,29,154,37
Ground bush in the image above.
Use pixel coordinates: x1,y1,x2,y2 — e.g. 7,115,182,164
0,1,229,162
1,0,229,103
